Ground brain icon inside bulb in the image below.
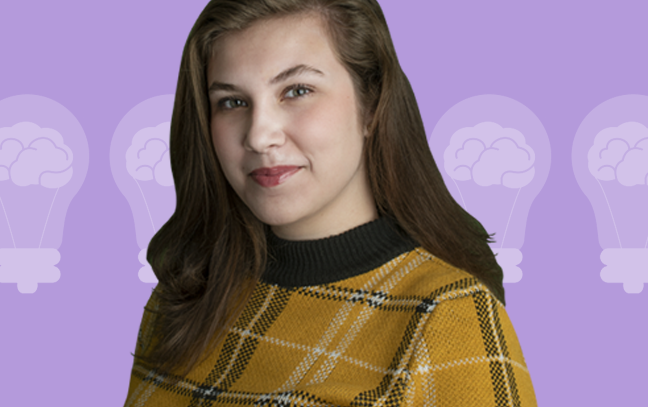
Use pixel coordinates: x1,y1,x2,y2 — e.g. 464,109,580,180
111,95,175,284
574,94,648,294
430,95,550,283
0,94,88,293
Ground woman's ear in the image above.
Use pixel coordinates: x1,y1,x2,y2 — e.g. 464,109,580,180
363,109,374,138
362,115,371,138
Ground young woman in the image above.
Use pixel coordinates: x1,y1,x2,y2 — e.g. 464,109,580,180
124,0,537,405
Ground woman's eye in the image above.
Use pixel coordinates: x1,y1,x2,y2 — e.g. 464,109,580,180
219,98,247,110
216,85,311,111
285,85,312,98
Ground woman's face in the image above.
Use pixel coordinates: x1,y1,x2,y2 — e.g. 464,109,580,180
207,14,377,240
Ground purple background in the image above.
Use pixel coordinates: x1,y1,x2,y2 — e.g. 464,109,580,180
1,0,647,405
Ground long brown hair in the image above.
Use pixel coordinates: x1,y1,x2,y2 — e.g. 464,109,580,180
134,0,504,382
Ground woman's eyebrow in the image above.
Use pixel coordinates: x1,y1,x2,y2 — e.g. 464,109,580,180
209,64,325,94
269,64,325,85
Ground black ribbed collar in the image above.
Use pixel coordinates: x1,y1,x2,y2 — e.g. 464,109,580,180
261,216,420,287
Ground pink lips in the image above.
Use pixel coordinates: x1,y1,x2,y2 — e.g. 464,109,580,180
250,166,301,187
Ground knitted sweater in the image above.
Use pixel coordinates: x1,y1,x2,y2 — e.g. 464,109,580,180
124,216,537,406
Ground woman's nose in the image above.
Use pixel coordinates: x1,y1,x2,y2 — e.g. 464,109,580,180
243,102,286,153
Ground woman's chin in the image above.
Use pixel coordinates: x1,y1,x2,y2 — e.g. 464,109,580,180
254,210,303,229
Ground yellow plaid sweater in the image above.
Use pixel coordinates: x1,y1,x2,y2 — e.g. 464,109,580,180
124,216,537,406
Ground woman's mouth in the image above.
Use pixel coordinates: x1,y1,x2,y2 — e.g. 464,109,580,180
250,166,301,187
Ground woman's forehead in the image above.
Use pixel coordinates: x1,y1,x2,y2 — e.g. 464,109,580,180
210,14,329,59
207,15,337,84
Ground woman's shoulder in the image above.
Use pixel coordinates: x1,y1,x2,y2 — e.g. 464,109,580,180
384,246,499,306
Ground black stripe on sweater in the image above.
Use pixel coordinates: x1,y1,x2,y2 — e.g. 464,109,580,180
474,290,518,406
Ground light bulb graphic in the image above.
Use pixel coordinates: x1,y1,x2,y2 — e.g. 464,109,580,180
110,95,175,283
573,94,648,294
0,94,89,293
429,95,550,282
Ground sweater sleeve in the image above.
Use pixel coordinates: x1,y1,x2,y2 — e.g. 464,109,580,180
123,287,162,406
407,289,537,406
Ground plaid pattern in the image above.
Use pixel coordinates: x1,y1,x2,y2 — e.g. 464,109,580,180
124,247,537,406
